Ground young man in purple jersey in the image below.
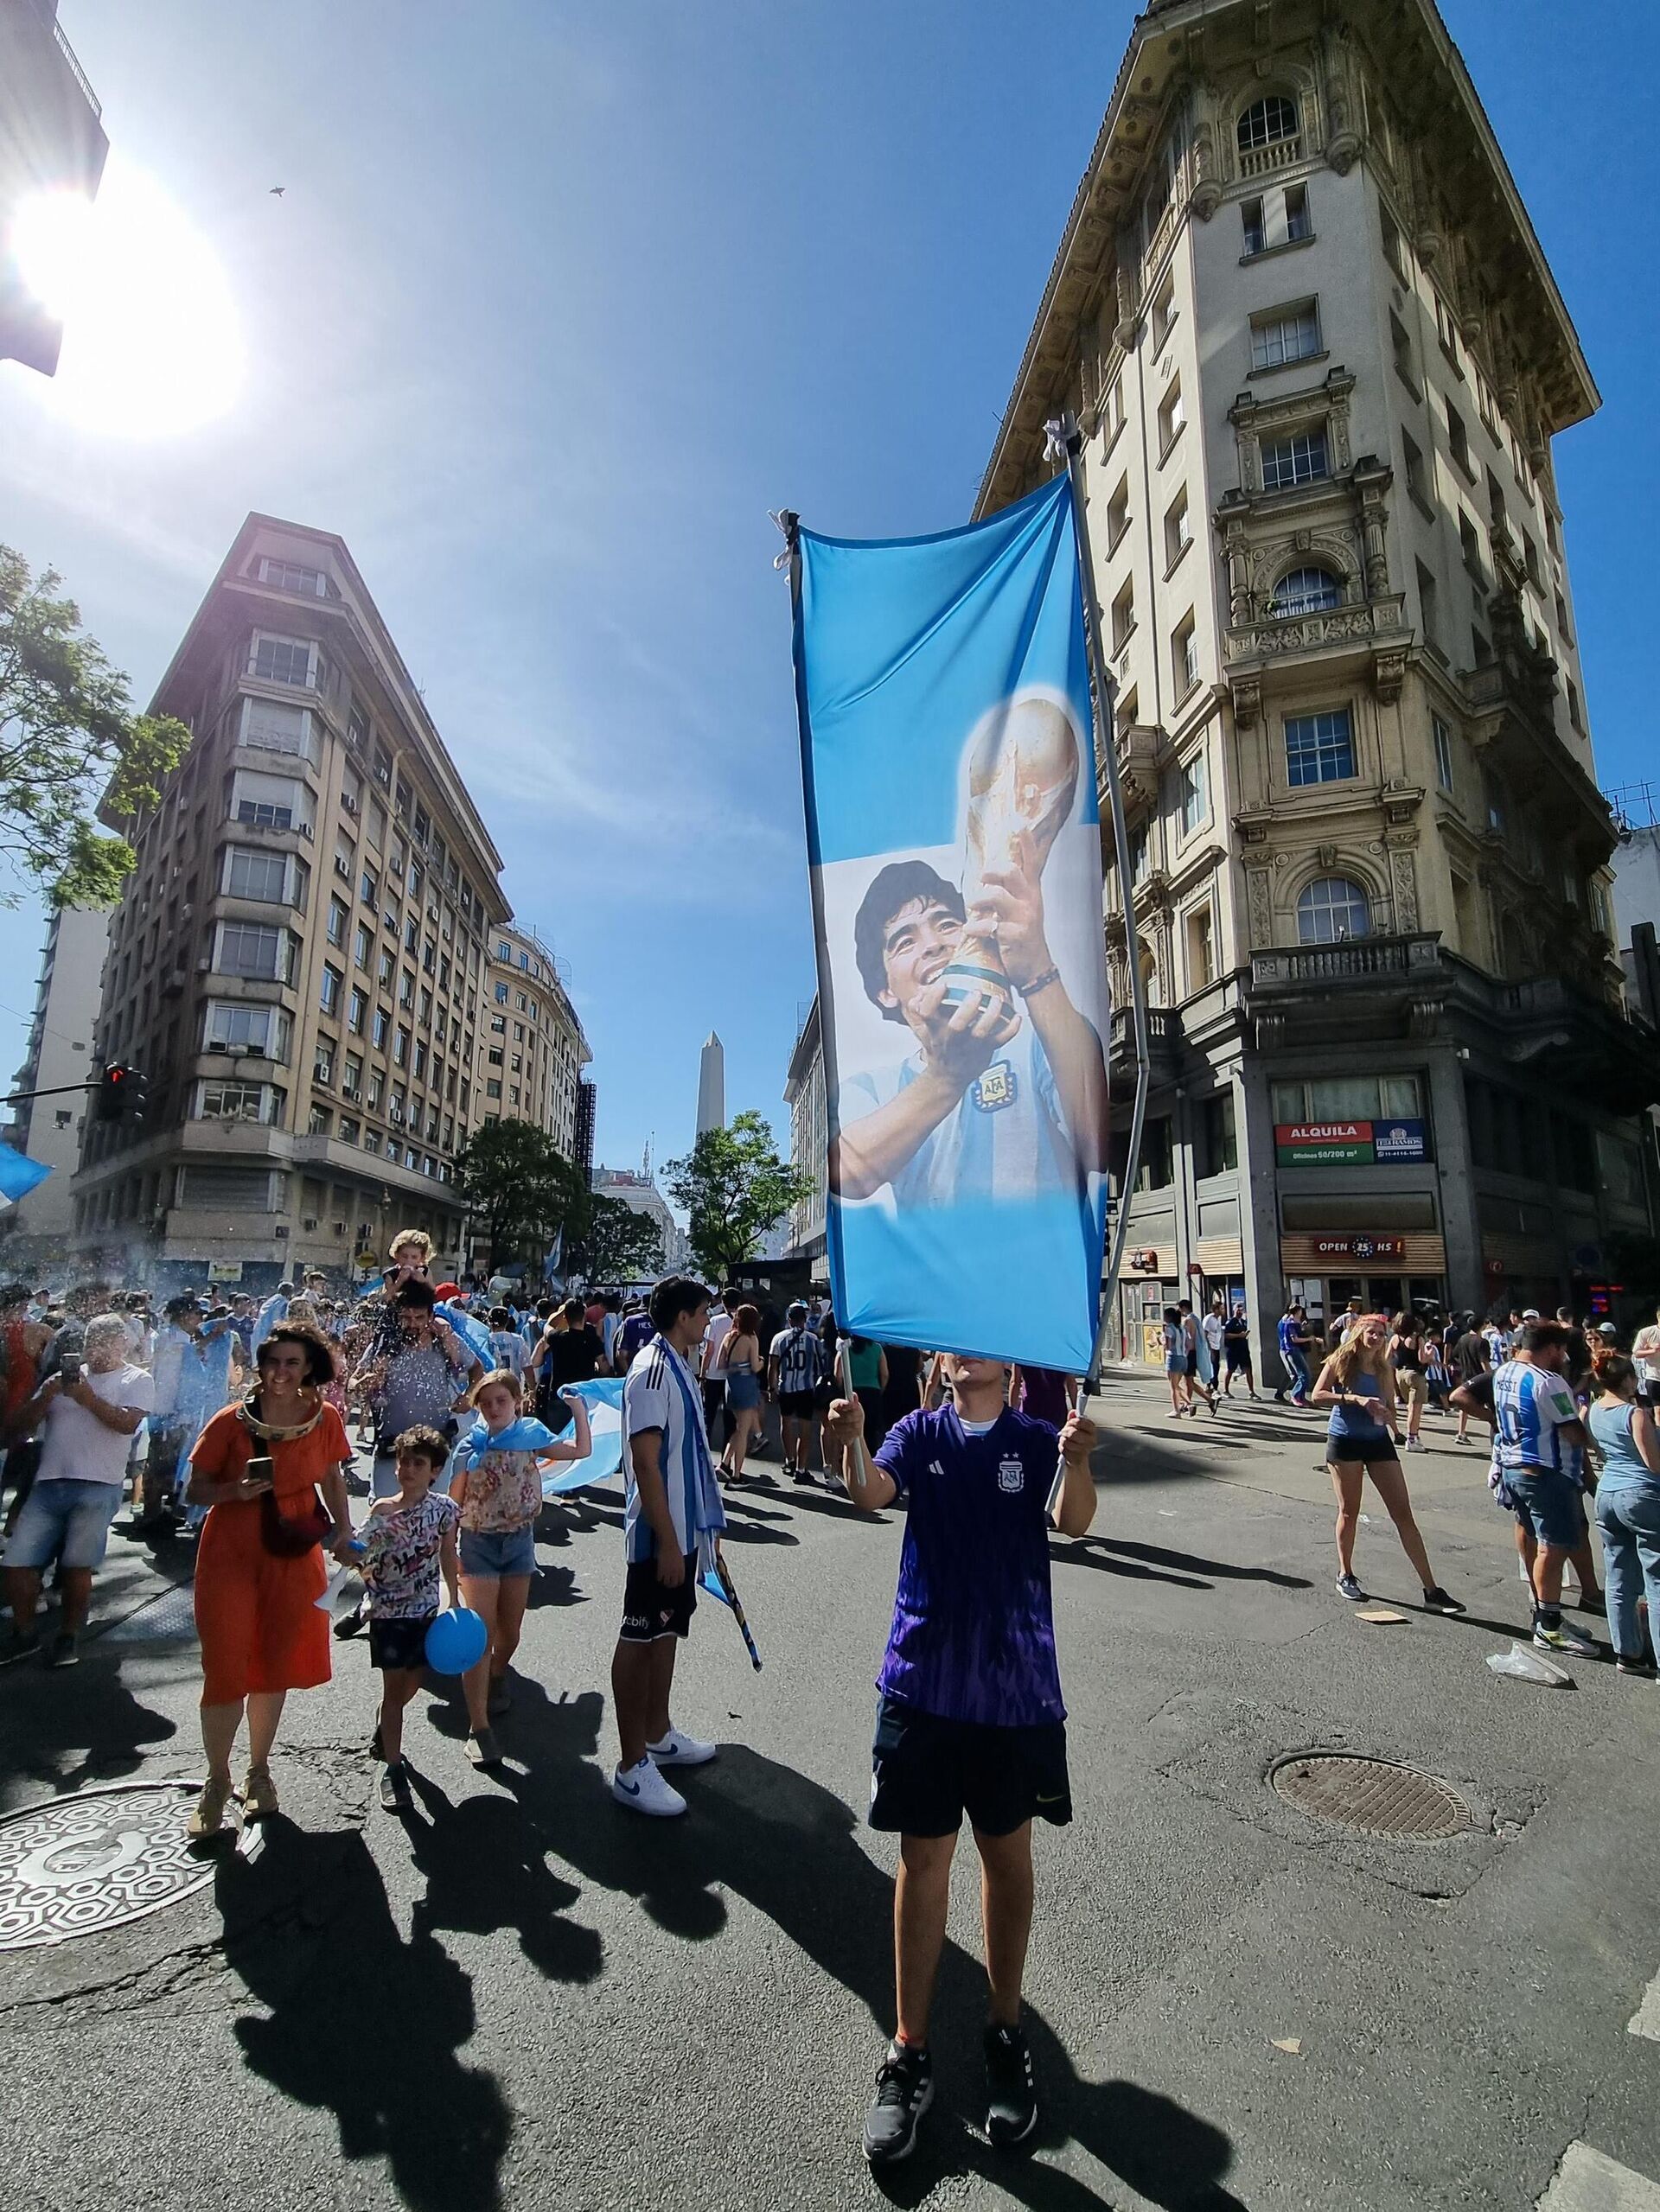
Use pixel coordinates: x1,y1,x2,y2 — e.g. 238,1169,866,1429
827,1352,1098,2166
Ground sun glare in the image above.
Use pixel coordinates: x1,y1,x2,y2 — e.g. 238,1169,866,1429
13,156,244,437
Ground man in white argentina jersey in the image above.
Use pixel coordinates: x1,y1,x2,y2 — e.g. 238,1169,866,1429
1492,1320,1597,1659
610,1275,728,1817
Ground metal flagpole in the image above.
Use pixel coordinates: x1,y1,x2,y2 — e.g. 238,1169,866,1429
1046,412,1152,1401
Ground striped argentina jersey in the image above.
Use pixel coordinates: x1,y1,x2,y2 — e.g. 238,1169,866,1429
622,1333,725,1565
770,1323,822,1397
1492,1359,1579,1476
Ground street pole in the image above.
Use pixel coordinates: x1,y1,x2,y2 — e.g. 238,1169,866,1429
1047,411,1152,1399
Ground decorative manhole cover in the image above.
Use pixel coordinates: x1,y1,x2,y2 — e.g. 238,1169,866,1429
0,1782,214,1950
1269,1754,1470,1840
99,1583,199,1642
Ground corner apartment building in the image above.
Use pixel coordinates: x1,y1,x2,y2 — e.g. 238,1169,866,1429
0,0,108,377
478,922,589,1157
975,0,1659,1361
72,515,511,1288
782,996,827,1274
0,905,109,1255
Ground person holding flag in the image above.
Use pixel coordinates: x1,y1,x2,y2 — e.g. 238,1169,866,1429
826,1351,1098,2165
610,1275,727,1818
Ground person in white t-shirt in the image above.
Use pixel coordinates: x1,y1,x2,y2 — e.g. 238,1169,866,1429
699,1293,734,1446
1,1314,156,1668
1631,1304,1660,1406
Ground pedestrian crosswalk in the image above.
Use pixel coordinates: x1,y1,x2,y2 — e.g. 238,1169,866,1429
1538,2143,1660,2210
1630,1968,1660,2044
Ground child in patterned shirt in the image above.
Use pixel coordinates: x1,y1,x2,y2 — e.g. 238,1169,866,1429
360,1425,460,1811
448,1370,591,1766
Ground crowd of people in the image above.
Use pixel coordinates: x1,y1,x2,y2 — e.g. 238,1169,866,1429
2,1249,1657,2167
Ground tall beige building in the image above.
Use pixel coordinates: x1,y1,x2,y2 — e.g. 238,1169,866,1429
73,515,511,1286
476,922,589,1157
977,0,1657,1361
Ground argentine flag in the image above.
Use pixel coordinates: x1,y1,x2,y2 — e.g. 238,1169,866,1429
542,1378,625,1496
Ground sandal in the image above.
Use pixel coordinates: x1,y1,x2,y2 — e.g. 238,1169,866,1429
240,1764,279,1820
188,1776,235,1840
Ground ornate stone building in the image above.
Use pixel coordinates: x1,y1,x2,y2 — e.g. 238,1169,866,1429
979,0,1658,1358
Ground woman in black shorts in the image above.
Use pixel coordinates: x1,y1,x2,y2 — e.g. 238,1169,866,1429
1312,1313,1461,1613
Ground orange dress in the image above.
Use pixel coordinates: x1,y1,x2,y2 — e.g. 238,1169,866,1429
192,1401,352,1703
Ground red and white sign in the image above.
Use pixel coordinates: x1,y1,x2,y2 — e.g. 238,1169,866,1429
1275,1122,1372,1145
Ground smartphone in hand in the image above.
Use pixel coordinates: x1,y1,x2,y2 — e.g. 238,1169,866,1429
245,1453,275,1489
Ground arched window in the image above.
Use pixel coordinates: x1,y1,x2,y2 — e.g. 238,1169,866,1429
1272,566,1343,618
1238,94,1299,156
1297,877,1370,945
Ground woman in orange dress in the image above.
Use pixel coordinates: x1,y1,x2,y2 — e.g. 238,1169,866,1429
186,1323,356,1839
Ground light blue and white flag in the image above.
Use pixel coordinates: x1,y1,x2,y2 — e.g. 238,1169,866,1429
541,1377,624,1496
792,472,1111,1373
0,1147,52,1205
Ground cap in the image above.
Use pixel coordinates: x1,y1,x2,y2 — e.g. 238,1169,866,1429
434,1281,463,1302
1598,1322,1618,1336
1521,1308,1541,1320
787,1300,808,1319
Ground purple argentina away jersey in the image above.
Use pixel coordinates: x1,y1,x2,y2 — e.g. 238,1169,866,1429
872,1405,1064,1729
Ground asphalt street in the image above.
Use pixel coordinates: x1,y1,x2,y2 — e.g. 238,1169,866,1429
3,1376,1658,2212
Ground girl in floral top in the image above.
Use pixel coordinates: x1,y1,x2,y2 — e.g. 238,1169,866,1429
447,1369,591,1766
359,1425,460,1812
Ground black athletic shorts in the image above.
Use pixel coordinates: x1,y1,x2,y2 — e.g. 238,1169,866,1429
1224,1344,1251,1370
1325,1435,1400,1466
778,1390,817,1419
369,1614,435,1672
869,1693,1071,1839
619,1552,699,1643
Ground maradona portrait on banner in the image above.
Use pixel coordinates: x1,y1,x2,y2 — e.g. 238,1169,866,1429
825,689,1109,1213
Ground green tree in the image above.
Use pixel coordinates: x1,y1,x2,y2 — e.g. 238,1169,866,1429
456,1119,586,1275
0,545,191,907
663,1111,810,1283
565,1190,664,1285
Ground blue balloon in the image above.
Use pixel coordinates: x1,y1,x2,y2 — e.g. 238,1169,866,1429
425,1607,488,1674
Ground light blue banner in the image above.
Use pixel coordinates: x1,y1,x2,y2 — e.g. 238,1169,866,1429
542,1377,624,1495
793,472,1111,1374
0,1147,52,1204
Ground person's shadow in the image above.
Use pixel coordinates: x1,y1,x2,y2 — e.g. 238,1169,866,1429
499,1683,1244,2209
215,1819,514,2212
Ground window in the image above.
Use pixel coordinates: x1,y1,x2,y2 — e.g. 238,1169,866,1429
1172,614,1199,698
490,1013,506,1036
1157,378,1184,457
226,846,289,902
340,1118,361,1145
1274,1074,1422,1125
1241,182,1309,257
360,868,377,907
251,634,321,689
1433,291,1461,372
1285,707,1355,786
233,769,305,832
1111,578,1135,652
488,1047,504,1068
314,1040,335,1086
257,557,327,598
399,971,414,1010
1567,678,1585,733
1389,309,1417,395
319,965,342,1017
1484,771,1507,835
1179,749,1208,833
1261,426,1328,491
1402,430,1429,512
1250,299,1320,371
343,1055,363,1098
367,1069,384,1109
240,697,316,761
495,981,509,1005
1416,559,1441,657
1164,486,1191,569
1197,1089,1236,1176
394,1027,410,1068
1127,823,1151,887
354,923,372,969
197,1079,278,1124
1185,902,1216,993
1432,715,1454,794
1472,624,1491,667
205,1001,279,1054
1242,196,1266,257
1380,204,1407,282
1296,877,1371,943
1555,589,1572,642
1446,401,1472,478
326,897,348,947
1271,566,1342,617
1107,476,1130,551
404,915,418,953
373,1006,390,1049
217,921,284,979
348,987,367,1035
1284,183,1311,242
1101,371,1125,447
1459,510,1485,583
1237,93,1298,155
486,1079,503,1101
1152,277,1176,349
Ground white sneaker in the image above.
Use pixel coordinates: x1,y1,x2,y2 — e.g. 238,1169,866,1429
648,1726,718,1768
611,1758,686,1817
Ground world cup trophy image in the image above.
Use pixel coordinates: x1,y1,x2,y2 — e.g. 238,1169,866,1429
941,692,1082,1019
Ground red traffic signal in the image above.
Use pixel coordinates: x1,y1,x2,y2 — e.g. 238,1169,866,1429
95,1064,150,1123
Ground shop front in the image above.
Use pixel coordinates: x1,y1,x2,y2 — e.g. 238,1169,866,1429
1278,1232,1449,1330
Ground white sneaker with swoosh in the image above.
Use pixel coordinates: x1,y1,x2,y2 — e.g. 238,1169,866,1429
612,1757,687,1817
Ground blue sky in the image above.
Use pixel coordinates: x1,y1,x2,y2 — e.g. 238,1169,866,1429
2,0,1656,1179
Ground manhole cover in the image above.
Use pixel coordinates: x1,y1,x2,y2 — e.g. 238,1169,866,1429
99,1583,199,1643
0,1782,214,1949
1269,1754,1470,1840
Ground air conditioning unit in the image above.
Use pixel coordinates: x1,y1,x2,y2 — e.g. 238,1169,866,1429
335,857,350,879
333,1220,348,1235
341,1086,360,1103
274,1224,290,1238
301,1216,319,1231
181,903,193,920
341,794,358,814
207,1039,230,1054
195,957,212,973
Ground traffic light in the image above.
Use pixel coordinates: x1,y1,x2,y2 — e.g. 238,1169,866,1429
95,1064,149,1123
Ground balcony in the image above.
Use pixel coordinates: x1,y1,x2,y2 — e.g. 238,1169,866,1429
1239,132,1303,180
1109,1004,1182,1087
1096,721,1162,824
1224,594,1407,667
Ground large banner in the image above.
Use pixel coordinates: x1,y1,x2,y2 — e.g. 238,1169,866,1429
792,472,1111,1373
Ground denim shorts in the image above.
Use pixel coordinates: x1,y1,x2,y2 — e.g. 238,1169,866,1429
1507,1464,1584,1551
7,1478,124,1571
460,1523,537,1578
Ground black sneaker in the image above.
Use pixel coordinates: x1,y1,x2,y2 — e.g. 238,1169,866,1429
1421,1586,1465,1616
379,1761,413,1813
984,2023,1038,2149
862,2042,933,2166
334,1604,366,1641
1336,1574,1366,1603
44,1630,79,1669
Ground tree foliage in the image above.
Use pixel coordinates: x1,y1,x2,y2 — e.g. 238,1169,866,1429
663,1111,810,1283
455,1119,586,1274
0,545,191,908
565,1190,664,1286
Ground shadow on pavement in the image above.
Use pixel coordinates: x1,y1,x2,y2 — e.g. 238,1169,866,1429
217,1818,514,2212
492,1686,1243,2208
0,1637,179,1800
1082,1538,1312,1591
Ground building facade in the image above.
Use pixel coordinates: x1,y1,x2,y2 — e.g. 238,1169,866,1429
1,905,109,1255
976,0,1659,1360
591,1165,686,1277
0,0,107,377
782,996,827,1272
478,923,589,1157
72,514,512,1289
573,1076,597,1188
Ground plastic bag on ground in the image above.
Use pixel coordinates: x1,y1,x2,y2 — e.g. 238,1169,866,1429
1485,1641,1573,1687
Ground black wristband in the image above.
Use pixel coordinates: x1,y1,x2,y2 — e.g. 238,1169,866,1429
1017,965,1061,1000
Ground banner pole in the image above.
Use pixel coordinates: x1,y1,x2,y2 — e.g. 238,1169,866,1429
1048,414,1152,1401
